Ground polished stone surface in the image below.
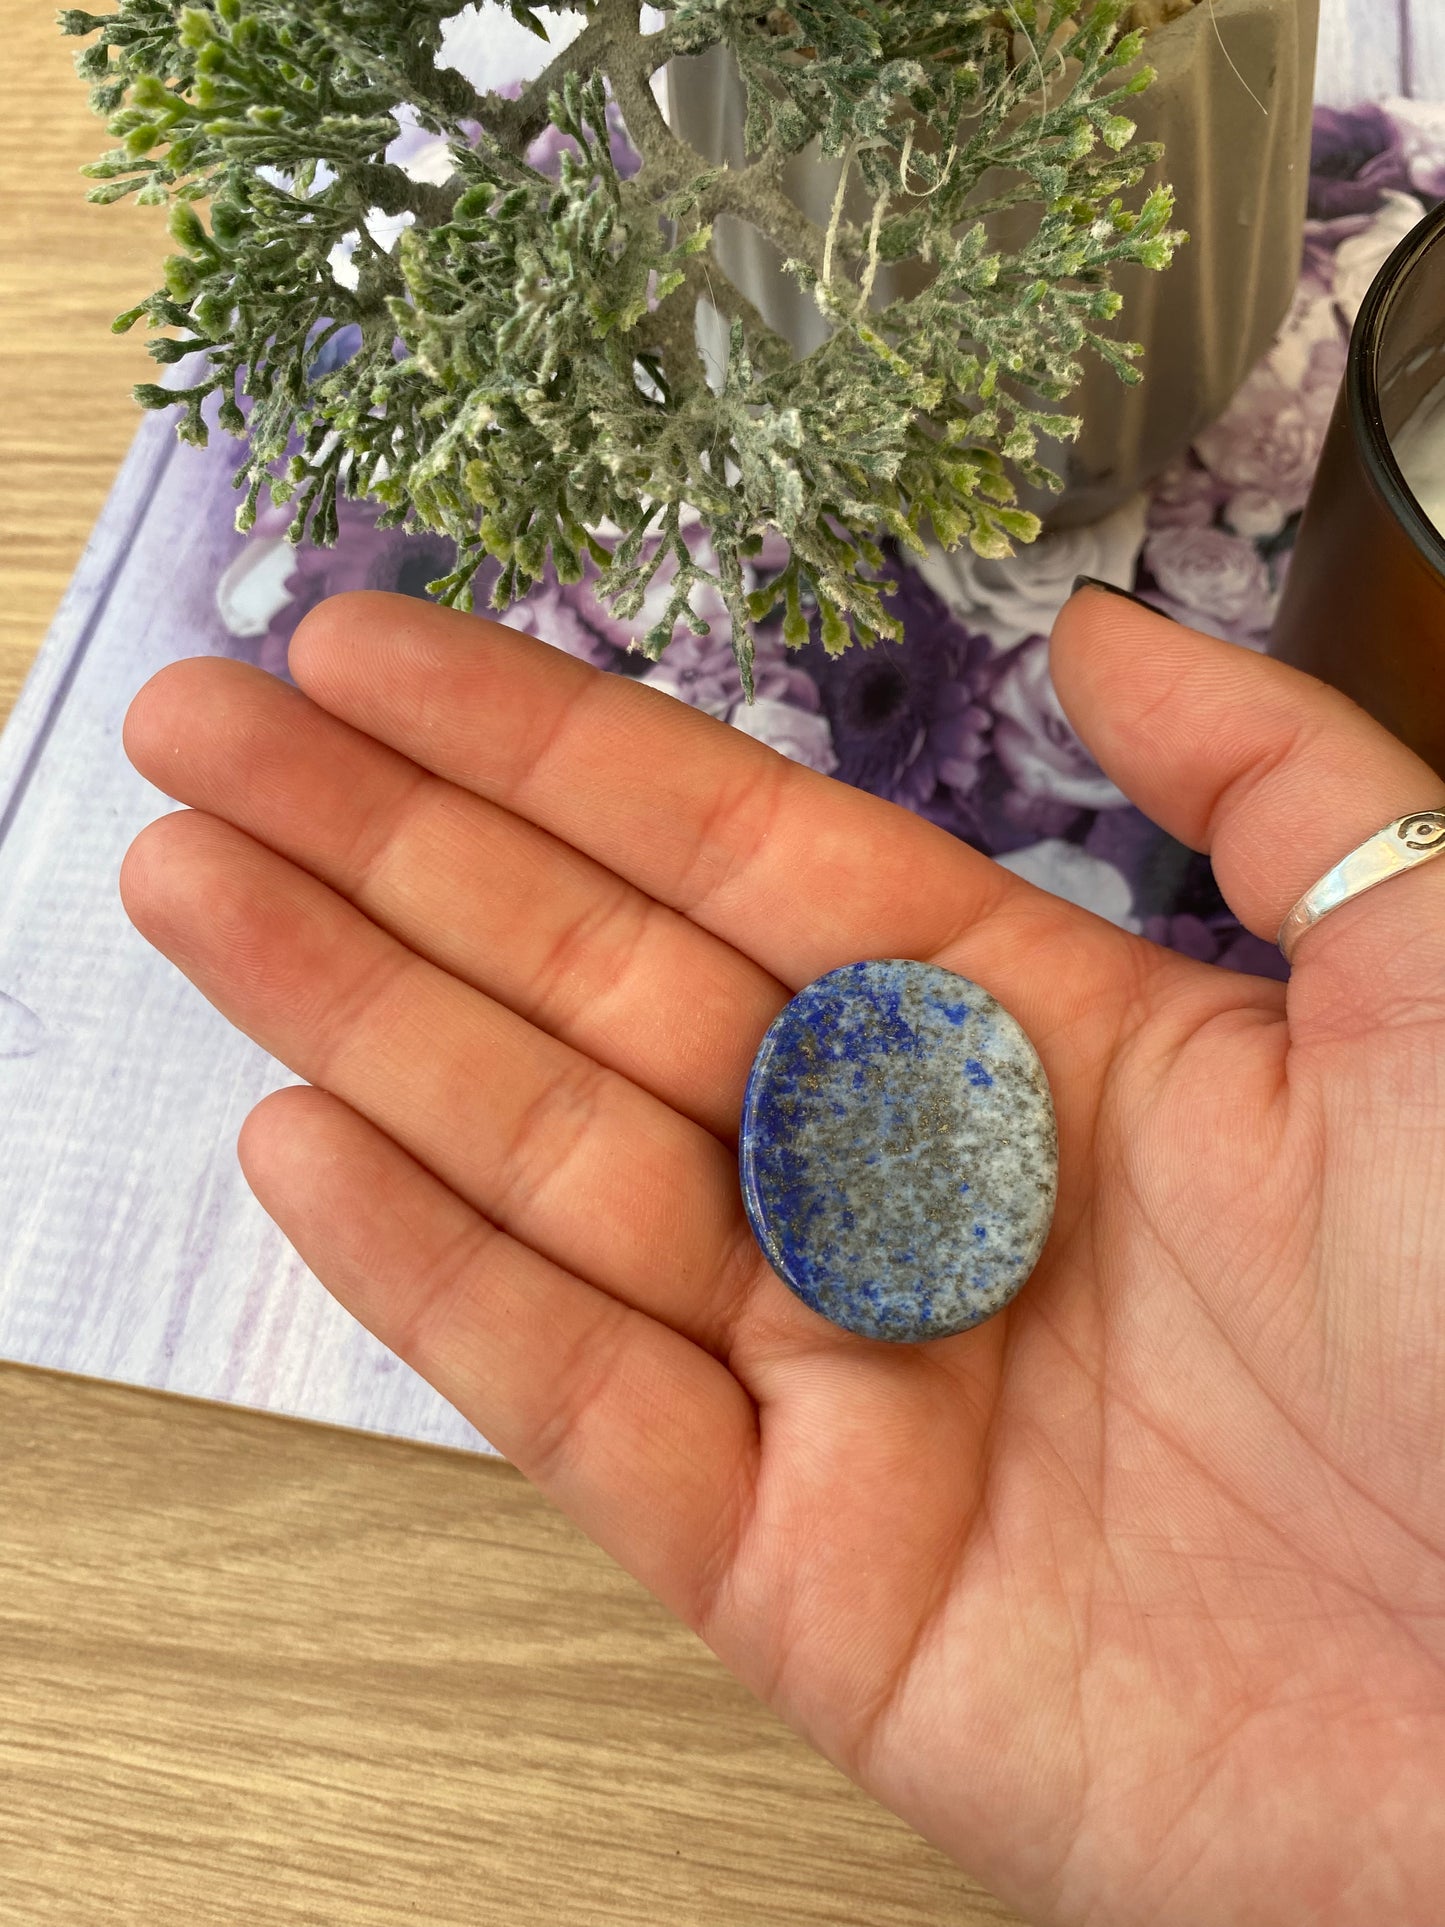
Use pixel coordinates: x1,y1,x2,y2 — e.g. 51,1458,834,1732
739,960,1057,1342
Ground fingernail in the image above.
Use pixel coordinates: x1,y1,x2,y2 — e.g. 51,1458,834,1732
1071,574,1175,619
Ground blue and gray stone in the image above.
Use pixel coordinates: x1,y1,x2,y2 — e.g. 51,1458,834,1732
739,960,1057,1342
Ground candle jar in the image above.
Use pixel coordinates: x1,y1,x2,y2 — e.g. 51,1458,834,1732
1271,197,1445,773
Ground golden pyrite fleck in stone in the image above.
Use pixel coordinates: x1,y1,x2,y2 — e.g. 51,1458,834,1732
739,960,1058,1342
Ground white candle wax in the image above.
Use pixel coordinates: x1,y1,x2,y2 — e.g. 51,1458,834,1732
1393,374,1445,537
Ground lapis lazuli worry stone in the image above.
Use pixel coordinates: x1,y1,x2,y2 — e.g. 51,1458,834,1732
739,960,1058,1343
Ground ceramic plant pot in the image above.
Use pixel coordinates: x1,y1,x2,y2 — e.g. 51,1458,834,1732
666,0,1321,530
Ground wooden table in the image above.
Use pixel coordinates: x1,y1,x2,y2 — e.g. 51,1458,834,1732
0,15,1006,1923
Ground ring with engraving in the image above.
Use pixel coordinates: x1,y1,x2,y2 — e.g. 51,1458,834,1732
1278,812,1445,964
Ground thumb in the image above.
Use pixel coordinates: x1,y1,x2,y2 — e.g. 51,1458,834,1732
1050,585,1445,1036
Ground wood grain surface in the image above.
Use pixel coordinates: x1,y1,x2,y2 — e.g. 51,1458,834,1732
0,1364,1013,1927
0,13,169,722
0,13,1010,1924
0,4,1426,1925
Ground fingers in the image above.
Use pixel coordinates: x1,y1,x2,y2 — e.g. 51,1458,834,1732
119,808,790,1359
1051,588,1445,1026
124,657,785,1145
284,593,1144,1074
237,1083,759,1631
284,593,1031,986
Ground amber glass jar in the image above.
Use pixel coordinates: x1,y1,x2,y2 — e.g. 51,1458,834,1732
1272,198,1445,773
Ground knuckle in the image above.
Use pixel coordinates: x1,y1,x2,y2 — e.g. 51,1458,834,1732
531,881,652,1026
490,1048,611,1229
524,1295,631,1487
674,752,791,924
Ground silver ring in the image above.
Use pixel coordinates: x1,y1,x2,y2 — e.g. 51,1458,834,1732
1278,812,1445,964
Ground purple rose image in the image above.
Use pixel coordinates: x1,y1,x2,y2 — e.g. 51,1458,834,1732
1147,457,1226,531
1309,105,1415,220
1143,526,1277,637
730,695,837,774
502,565,649,676
988,634,1127,812
1266,250,1349,393
747,632,828,712
520,516,826,716
630,524,770,711
1194,364,1329,536
640,626,749,714
216,495,459,679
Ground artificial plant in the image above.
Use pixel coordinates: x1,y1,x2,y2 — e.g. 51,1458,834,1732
60,0,1183,696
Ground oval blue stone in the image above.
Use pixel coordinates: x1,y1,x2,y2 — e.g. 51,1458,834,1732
739,959,1057,1342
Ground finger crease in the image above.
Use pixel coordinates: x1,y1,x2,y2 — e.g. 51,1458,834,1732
674,752,793,931
524,1290,636,1490
389,1210,505,1367
487,1049,612,1234
345,764,442,905
531,880,654,1032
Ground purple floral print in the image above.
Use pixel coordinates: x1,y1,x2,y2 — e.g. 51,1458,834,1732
1309,105,1417,219
213,102,1445,983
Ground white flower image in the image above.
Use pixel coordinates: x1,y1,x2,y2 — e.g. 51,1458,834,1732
912,494,1149,651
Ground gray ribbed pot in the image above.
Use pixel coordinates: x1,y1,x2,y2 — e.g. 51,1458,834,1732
667,0,1320,531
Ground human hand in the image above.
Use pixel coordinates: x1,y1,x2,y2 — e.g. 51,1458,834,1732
120,587,1445,1927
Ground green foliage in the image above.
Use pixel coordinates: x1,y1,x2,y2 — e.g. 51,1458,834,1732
61,0,1184,696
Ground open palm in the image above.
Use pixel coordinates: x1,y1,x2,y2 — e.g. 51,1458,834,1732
120,587,1445,1926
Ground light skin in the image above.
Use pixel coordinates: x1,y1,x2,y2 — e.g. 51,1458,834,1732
120,585,1445,1927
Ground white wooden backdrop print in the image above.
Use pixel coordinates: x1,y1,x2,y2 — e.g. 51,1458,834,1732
0,1,1440,1456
